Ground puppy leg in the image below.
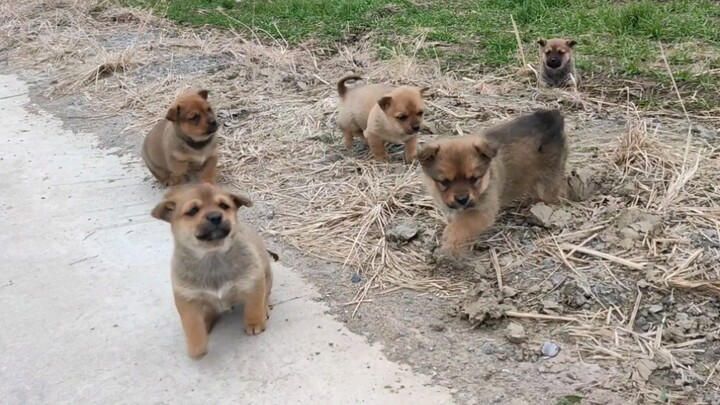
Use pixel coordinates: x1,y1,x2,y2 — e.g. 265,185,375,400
537,172,567,204
243,278,268,336
204,310,220,334
200,156,218,184
174,295,208,359
167,153,191,186
366,132,390,162
404,136,418,163
342,129,355,150
442,207,498,252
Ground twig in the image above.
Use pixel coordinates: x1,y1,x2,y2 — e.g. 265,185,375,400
509,14,526,67
490,247,503,290
426,100,479,119
506,311,577,323
559,243,646,270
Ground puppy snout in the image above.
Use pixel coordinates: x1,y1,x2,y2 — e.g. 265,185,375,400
411,124,421,132
547,58,561,68
206,212,223,225
454,195,470,206
208,119,219,133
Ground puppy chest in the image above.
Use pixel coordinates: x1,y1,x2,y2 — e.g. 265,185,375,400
202,283,240,310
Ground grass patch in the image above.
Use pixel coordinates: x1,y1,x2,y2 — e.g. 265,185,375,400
126,0,720,110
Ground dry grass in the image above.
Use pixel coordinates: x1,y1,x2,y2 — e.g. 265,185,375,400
2,0,719,401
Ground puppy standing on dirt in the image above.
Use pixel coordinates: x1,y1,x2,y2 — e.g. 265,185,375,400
336,75,427,162
143,89,220,186
419,109,568,252
152,183,273,359
537,39,579,87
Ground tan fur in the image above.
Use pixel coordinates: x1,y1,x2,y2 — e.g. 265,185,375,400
537,38,579,87
151,183,273,359
142,89,220,187
419,110,568,252
336,75,427,162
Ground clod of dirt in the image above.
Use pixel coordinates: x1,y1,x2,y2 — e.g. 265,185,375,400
528,202,571,228
501,286,518,298
481,342,495,355
541,299,563,314
631,359,658,384
505,322,526,344
460,280,516,325
613,208,662,240
350,273,362,283
386,221,419,244
566,168,601,201
541,341,561,357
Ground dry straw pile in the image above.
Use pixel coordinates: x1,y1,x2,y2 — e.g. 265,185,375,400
2,0,719,400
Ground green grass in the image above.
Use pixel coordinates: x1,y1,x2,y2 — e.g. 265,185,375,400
126,0,720,109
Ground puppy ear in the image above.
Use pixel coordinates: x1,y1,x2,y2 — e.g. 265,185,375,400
537,39,546,47
566,40,577,48
378,96,393,111
474,140,497,161
151,200,176,223
417,144,440,167
166,105,180,122
197,89,209,100
230,193,253,209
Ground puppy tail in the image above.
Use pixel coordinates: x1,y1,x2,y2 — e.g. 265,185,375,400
337,75,363,98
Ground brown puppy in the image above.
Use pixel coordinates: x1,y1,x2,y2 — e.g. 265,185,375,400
537,39,579,87
419,110,568,252
152,183,273,359
143,89,220,186
336,75,427,162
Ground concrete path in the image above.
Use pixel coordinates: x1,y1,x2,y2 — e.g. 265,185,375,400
0,74,454,405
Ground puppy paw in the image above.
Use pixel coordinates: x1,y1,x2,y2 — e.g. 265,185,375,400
165,176,185,187
187,344,208,359
244,320,267,336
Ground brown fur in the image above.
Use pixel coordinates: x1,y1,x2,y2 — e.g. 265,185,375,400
336,75,427,162
151,183,273,359
537,38,579,87
142,89,220,187
419,109,568,252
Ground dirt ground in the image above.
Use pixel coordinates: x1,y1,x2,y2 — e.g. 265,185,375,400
2,1,719,404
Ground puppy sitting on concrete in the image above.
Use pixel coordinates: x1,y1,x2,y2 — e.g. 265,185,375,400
537,38,579,87
336,75,427,162
152,183,273,359
418,110,568,252
143,89,220,186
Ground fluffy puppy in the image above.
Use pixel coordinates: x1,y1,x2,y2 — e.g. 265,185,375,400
537,39,579,87
143,89,220,187
336,75,427,162
152,183,273,359
419,110,568,252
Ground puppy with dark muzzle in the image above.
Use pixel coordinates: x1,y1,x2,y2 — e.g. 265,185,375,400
419,110,568,252
336,75,427,162
537,38,579,87
152,183,273,359
142,89,220,187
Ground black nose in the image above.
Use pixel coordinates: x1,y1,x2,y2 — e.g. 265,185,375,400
454,195,469,206
411,124,421,132
206,212,222,225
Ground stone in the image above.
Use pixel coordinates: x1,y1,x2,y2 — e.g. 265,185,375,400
386,221,419,243
541,341,560,357
505,322,526,344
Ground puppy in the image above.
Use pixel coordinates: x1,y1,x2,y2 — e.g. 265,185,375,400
143,89,220,187
336,75,427,162
537,39,579,87
419,110,568,252
152,183,273,359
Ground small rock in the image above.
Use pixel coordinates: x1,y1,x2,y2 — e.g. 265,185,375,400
386,221,420,243
541,341,560,357
350,273,362,283
566,168,599,202
481,342,494,355
529,202,571,228
619,227,640,240
648,304,663,314
501,286,517,298
505,322,526,344
266,211,275,220
618,238,635,250
541,299,562,312
631,359,658,383
429,323,445,332
296,81,309,91
550,274,566,287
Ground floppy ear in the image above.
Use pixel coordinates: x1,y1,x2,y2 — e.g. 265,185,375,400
378,96,393,111
537,39,547,47
229,193,253,209
165,104,180,122
417,144,440,167
151,200,176,223
566,40,577,48
197,89,209,100
474,140,497,160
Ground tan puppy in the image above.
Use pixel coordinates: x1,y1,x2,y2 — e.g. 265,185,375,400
537,38,579,87
152,183,273,359
143,89,220,186
336,75,427,162
419,110,568,252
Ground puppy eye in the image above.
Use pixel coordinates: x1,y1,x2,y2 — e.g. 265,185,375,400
188,114,199,122
469,176,479,183
558,49,566,54
397,115,408,121
186,207,199,217
417,111,424,116
439,179,451,188
219,203,230,210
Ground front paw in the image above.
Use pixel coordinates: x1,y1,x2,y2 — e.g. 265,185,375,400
165,176,185,187
244,319,267,336
187,343,208,359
